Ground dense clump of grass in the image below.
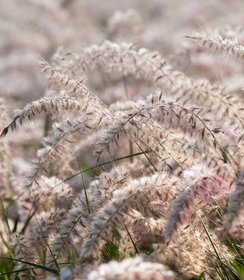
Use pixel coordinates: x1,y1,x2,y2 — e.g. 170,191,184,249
0,0,244,279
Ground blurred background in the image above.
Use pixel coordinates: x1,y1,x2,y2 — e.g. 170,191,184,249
0,0,243,107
